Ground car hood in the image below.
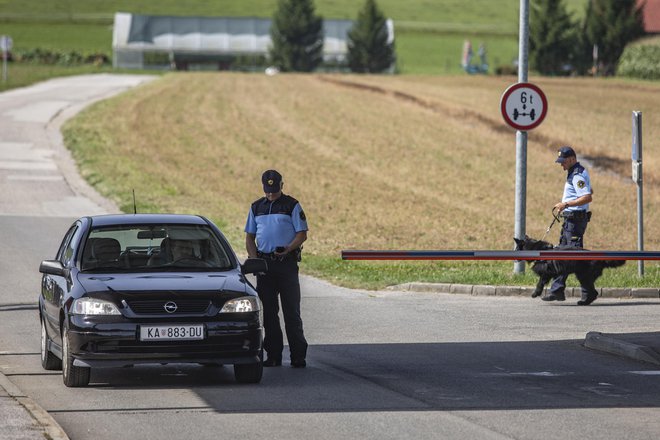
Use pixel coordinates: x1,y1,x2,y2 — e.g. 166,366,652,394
76,271,249,295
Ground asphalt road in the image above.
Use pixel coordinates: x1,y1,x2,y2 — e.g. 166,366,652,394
1,75,660,440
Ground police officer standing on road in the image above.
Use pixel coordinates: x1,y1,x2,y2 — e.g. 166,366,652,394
543,146,593,302
245,170,309,368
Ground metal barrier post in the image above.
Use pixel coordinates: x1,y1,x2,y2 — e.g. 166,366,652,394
632,111,644,276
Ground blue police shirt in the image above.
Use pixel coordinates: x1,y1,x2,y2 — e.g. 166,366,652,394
245,194,308,253
562,162,592,212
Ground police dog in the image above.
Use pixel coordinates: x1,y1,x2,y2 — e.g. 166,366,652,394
514,236,625,305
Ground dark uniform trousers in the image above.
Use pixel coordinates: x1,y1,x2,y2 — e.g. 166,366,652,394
257,257,308,362
550,217,589,294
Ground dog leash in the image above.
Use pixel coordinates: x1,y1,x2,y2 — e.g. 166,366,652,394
540,207,561,241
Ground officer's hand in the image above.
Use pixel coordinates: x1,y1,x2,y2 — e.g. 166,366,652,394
274,246,288,257
554,201,568,212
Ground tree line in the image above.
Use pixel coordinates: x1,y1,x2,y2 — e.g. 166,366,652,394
269,0,395,73
269,0,647,77
530,0,645,76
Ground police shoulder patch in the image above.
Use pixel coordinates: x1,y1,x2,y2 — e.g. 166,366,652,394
577,180,586,189
299,210,306,221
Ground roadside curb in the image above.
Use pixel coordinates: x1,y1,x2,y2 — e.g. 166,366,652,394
584,332,660,366
387,282,660,299
0,372,70,440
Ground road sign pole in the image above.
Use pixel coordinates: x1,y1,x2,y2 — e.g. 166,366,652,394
632,111,644,276
514,0,530,274
514,130,527,274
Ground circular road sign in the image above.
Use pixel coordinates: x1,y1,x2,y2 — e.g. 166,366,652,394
500,82,548,131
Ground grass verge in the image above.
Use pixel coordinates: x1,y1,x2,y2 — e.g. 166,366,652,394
0,64,119,92
302,257,660,290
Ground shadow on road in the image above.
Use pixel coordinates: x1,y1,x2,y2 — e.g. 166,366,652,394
71,338,660,413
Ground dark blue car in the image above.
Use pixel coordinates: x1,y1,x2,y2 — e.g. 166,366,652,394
39,214,267,387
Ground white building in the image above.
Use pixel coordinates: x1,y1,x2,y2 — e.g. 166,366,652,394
112,12,361,70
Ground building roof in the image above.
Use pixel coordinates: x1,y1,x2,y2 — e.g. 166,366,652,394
639,0,660,33
112,12,354,56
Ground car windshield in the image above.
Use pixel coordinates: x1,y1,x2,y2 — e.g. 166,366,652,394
81,224,234,272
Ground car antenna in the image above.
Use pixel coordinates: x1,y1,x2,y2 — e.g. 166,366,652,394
132,189,137,214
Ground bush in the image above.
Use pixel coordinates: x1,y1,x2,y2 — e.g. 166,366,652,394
495,64,517,76
617,44,660,80
12,48,110,66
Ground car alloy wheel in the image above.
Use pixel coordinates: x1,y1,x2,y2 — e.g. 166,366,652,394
40,318,61,370
62,328,90,387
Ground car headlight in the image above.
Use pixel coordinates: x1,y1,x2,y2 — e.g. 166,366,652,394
220,296,260,313
71,298,121,315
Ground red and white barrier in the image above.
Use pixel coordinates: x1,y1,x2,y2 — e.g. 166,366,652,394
341,250,660,261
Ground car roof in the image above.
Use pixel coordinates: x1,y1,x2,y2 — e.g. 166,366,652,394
87,214,209,227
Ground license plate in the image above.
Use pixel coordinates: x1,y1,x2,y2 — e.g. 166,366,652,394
139,324,205,341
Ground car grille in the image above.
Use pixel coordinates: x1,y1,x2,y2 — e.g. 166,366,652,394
126,299,211,315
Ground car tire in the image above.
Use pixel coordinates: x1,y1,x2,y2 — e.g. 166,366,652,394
40,318,61,371
234,361,263,384
62,328,90,387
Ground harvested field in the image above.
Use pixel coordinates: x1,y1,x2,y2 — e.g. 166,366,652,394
64,73,660,260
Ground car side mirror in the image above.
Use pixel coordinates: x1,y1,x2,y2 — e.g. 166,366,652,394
241,258,268,275
39,260,66,277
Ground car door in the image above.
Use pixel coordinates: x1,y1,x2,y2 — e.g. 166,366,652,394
42,222,82,346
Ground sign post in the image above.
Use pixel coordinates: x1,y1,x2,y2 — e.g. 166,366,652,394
500,79,548,275
0,35,12,83
632,111,644,276
510,0,530,274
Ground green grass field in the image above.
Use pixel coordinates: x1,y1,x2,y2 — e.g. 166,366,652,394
0,0,588,74
396,31,519,75
0,0,559,24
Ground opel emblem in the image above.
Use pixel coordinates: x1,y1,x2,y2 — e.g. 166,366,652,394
164,301,178,313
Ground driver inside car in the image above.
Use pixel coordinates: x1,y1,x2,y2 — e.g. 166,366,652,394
170,238,196,262
148,237,198,266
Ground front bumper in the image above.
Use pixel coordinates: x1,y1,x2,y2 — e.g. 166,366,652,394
67,315,262,368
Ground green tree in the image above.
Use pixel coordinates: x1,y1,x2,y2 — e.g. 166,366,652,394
529,0,578,75
269,0,324,72
347,0,395,73
582,0,645,75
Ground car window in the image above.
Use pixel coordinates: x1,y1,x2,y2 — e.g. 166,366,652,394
56,224,79,266
81,224,234,272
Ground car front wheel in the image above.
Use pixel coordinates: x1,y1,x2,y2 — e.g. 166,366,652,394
62,328,90,387
40,318,61,371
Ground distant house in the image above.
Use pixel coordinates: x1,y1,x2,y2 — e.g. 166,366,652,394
112,12,378,71
639,0,660,34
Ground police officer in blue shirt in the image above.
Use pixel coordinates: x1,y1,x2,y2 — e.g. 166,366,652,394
543,146,593,303
245,170,308,368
